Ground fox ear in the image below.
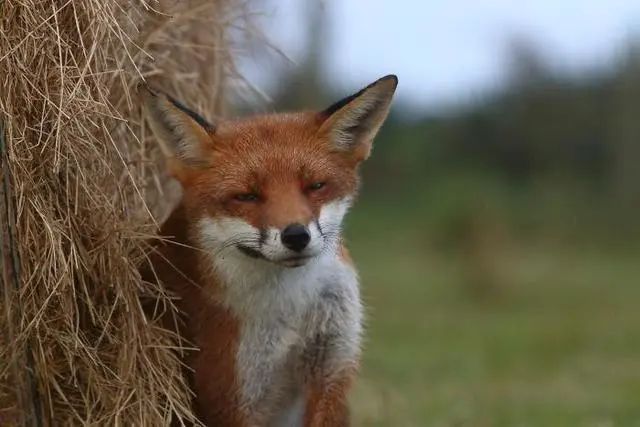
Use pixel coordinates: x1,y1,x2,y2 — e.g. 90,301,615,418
318,75,397,161
139,84,215,169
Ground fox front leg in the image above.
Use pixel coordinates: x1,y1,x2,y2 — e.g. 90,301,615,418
303,342,356,427
301,279,362,427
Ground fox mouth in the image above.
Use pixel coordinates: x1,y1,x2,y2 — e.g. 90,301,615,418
237,245,264,260
236,244,313,267
279,255,313,268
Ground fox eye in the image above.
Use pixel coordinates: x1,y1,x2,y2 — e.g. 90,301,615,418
306,182,326,192
234,193,259,202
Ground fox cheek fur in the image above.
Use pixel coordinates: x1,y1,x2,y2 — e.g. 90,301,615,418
140,75,397,426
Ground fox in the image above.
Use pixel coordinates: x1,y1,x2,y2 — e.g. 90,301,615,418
139,74,398,426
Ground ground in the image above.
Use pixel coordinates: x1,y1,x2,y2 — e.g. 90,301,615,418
347,206,640,427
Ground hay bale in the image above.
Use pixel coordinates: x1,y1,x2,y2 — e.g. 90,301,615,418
0,0,243,424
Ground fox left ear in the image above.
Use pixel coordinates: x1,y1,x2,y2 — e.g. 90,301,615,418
139,84,215,174
318,74,398,161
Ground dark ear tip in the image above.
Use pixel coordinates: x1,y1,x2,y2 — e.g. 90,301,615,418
377,74,398,88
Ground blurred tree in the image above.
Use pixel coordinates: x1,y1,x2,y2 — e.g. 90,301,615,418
273,0,329,109
504,35,554,89
610,41,640,208
268,21,640,238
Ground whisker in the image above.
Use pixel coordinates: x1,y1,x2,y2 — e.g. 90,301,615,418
212,234,263,257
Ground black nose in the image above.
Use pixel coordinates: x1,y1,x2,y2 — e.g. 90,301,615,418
281,223,311,252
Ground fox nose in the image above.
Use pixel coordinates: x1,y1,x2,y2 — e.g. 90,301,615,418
281,223,311,252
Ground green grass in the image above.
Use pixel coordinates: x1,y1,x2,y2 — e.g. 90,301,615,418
345,204,640,427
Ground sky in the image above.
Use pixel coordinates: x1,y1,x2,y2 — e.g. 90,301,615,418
237,0,640,109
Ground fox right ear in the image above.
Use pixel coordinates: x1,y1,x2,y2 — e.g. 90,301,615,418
317,75,397,162
139,84,215,170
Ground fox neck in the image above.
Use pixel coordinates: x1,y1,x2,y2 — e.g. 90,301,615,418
205,238,339,318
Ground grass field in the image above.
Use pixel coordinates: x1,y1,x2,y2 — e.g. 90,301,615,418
345,200,640,427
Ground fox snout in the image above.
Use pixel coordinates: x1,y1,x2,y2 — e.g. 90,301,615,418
235,222,313,259
198,198,352,269
247,219,326,267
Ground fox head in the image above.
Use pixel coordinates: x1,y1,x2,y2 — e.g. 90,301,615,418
141,75,397,268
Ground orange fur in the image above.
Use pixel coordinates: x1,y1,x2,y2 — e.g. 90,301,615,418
304,368,357,427
177,113,361,232
142,206,247,426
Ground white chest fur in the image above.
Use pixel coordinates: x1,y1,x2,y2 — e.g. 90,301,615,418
213,250,362,425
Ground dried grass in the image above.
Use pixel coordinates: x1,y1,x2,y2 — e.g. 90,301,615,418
0,0,247,424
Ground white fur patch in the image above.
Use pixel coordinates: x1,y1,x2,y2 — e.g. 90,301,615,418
195,197,361,425
318,196,351,232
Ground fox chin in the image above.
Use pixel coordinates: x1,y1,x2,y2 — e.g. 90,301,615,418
140,74,397,426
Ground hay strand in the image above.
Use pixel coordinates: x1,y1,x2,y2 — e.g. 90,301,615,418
0,0,246,424
1,120,43,426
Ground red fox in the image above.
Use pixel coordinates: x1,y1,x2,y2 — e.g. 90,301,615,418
140,75,397,426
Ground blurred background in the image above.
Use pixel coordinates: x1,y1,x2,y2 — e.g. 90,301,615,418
231,1,640,425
